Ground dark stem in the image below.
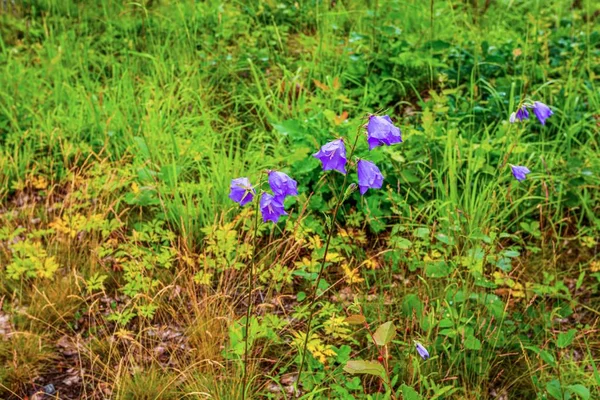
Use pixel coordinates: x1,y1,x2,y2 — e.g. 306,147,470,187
295,125,363,393
242,176,262,400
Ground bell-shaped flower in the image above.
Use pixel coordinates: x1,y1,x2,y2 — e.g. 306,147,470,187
313,139,347,174
415,342,430,360
511,165,531,182
260,193,287,223
229,177,255,206
532,101,553,125
509,106,529,123
357,159,383,195
268,171,298,199
366,115,402,150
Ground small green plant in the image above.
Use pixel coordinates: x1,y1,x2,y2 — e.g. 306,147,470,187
115,367,179,400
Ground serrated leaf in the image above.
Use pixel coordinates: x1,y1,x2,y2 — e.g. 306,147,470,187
343,360,386,379
401,384,422,400
373,321,396,346
425,260,451,278
464,334,482,350
344,315,366,325
557,329,577,348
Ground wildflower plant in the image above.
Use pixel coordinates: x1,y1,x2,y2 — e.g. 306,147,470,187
509,100,553,126
297,114,402,389
506,98,553,182
228,170,297,399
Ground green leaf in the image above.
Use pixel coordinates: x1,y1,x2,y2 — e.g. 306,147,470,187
402,294,424,318
435,233,454,245
546,379,563,400
373,321,396,346
464,334,482,350
540,350,557,367
414,227,430,238
272,119,304,139
343,360,386,379
425,260,451,278
394,237,412,250
557,329,577,348
401,384,422,400
566,384,590,400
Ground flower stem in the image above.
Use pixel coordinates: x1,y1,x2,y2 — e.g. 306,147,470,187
242,176,262,400
295,126,363,393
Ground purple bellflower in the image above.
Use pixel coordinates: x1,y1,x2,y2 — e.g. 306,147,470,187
357,159,384,195
229,177,255,206
268,171,298,200
260,192,287,223
511,165,531,182
415,342,430,360
366,115,402,150
532,101,553,125
313,139,347,174
509,106,529,123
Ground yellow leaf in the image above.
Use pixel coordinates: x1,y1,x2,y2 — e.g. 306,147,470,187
363,259,378,270
325,252,343,262
332,76,340,90
345,315,367,325
31,175,48,190
313,79,329,91
334,111,348,125
342,263,363,284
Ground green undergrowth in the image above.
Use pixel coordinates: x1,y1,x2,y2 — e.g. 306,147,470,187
0,0,599,399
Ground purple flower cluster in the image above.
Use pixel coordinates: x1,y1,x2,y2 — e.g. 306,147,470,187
510,165,531,182
509,101,553,126
314,114,402,195
415,342,429,360
507,100,554,182
229,171,297,223
313,139,347,174
365,115,402,150
228,178,255,206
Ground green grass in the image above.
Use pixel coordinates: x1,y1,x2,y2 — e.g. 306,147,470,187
1,0,599,398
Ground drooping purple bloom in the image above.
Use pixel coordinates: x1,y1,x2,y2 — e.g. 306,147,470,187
509,106,529,123
511,165,531,182
357,159,384,195
259,192,287,223
532,101,553,125
415,342,429,360
268,171,298,199
366,115,402,150
313,139,347,174
229,177,255,206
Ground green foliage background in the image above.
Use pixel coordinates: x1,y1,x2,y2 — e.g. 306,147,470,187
0,0,599,399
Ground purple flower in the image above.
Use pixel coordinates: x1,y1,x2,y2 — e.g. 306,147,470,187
509,106,529,123
366,115,402,150
415,342,429,360
229,177,255,206
260,193,287,223
532,101,553,125
313,139,347,174
268,171,298,199
357,160,384,195
511,165,531,182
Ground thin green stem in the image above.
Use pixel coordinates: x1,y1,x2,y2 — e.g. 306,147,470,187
242,175,262,400
295,126,363,393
